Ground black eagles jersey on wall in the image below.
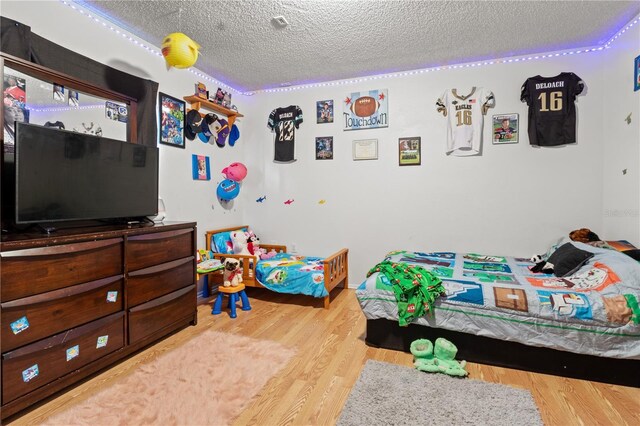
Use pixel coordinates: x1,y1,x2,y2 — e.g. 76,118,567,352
267,105,303,163
520,72,584,146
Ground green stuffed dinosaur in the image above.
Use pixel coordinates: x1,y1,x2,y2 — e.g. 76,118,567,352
410,337,468,377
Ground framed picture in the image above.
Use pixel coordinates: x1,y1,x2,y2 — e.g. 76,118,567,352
316,100,334,124
159,92,185,148
353,139,378,160
635,54,640,92
315,136,333,160
492,113,519,144
398,137,421,166
343,89,388,131
68,90,79,107
192,154,211,180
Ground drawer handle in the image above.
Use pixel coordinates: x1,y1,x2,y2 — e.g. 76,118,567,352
1,238,122,258
128,256,194,277
129,285,194,312
2,312,124,360
127,228,192,242
1,275,123,309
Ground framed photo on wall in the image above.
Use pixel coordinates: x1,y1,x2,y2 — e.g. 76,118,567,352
635,54,640,92
315,136,333,160
492,113,519,144
316,100,334,123
192,154,211,180
398,137,421,166
352,139,378,160
159,92,185,148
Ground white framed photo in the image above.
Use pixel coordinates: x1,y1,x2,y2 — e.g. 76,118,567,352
353,139,378,160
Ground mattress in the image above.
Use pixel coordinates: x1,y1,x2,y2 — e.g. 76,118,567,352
357,243,640,359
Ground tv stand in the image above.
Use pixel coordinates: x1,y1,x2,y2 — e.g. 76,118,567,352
0,221,197,420
36,224,57,234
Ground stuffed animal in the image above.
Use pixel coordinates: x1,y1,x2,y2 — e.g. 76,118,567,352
410,338,467,377
222,258,243,287
260,250,277,260
569,228,601,243
246,230,263,256
230,230,251,255
529,255,554,274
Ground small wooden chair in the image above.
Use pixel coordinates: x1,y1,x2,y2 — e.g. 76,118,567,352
211,284,251,318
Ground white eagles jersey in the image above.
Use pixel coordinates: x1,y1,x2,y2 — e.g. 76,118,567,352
436,87,495,156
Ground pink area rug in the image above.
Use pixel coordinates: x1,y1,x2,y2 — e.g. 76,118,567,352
43,331,295,425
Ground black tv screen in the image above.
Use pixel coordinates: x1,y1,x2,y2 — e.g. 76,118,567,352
14,123,158,224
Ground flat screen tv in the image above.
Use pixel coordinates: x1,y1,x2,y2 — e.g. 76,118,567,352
13,122,158,224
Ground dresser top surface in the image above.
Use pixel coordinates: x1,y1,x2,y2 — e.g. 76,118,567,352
1,221,197,251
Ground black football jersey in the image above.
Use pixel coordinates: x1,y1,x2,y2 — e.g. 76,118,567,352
267,105,303,163
520,72,584,146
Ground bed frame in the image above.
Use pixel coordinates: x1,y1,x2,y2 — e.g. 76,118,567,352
365,318,640,387
204,226,349,309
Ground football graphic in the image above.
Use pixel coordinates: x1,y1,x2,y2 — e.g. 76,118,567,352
350,96,379,117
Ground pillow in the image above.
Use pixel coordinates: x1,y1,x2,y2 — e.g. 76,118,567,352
547,243,594,277
211,227,247,254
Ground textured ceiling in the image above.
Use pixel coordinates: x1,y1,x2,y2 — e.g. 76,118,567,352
77,0,640,91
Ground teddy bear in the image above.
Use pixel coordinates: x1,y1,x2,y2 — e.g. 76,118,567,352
222,258,243,287
230,230,251,255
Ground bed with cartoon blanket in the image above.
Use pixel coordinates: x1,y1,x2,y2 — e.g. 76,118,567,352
256,253,336,298
357,242,640,385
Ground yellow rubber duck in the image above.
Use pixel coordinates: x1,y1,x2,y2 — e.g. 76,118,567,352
161,32,200,69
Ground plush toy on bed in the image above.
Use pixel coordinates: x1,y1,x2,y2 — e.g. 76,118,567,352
410,338,468,377
222,258,243,287
231,230,251,255
529,254,555,274
245,230,278,260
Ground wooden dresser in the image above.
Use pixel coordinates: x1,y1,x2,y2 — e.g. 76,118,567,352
0,221,197,419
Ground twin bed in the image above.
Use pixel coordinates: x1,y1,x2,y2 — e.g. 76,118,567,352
204,226,348,309
357,241,640,386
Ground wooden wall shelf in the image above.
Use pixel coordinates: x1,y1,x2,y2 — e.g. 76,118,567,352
183,95,244,128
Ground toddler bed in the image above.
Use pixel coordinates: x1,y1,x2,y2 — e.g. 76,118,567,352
357,241,640,386
205,226,348,308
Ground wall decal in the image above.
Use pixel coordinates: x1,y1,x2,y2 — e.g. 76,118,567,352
318,199,326,205
343,89,388,131
284,199,295,205
625,113,632,124
256,196,267,203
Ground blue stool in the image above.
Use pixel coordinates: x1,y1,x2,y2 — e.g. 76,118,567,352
212,284,251,318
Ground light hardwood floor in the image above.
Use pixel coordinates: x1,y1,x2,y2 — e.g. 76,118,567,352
8,288,640,425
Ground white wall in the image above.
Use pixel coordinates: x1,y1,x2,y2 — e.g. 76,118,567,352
241,53,612,286
4,1,637,290
1,0,248,249
602,21,640,246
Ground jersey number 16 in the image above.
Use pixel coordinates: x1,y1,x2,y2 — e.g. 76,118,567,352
538,91,563,112
455,110,472,126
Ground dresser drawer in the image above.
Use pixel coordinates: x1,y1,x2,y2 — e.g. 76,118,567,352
2,312,124,404
1,276,124,352
127,229,194,271
128,256,194,308
128,285,196,344
1,238,123,302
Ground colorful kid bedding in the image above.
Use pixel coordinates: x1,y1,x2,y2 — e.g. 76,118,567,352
357,242,640,359
255,253,329,298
